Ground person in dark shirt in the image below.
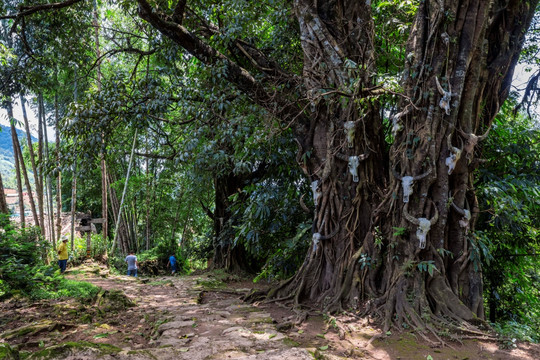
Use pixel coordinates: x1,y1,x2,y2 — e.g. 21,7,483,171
167,254,177,275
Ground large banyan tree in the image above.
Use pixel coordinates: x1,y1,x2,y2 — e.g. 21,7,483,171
134,0,537,336
4,0,537,338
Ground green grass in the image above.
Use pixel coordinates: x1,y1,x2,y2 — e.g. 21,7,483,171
30,279,101,300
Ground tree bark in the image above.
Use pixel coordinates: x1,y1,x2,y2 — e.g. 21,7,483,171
12,120,39,227
7,100,26,228
40,94,56,247
93,0,109,245
111,129,138,255
55,94,62,240
69,161,78,245
210,173,252,272
136,0,538,335
0,172,9,215
20,94,44,231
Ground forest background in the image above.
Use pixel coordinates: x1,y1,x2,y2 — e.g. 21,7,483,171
0,0,539,348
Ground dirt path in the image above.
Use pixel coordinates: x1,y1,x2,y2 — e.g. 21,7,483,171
1,262,539,359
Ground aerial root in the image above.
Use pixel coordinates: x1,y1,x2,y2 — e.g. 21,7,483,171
243,289,267,303
326,316,349,339
399,300,447,347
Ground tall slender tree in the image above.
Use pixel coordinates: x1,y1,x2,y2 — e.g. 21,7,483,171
20,94,44,231
0,172,9,215
12,118,39,227
7,100,26,227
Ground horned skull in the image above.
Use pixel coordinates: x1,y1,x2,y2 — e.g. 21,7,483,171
446,134,463,175
403,202,439,249
458,128,490,164
452,200,472,234
392,166,432,203
311,226,340,252
416,218,432,249
436,77,452,116
401,176,414,203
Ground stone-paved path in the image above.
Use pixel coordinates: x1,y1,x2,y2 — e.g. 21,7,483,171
126,275,312,360
43,269,314,360
3,264,540,360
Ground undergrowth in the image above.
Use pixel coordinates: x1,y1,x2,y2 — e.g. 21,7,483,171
493,320,539,344
0,215,100,301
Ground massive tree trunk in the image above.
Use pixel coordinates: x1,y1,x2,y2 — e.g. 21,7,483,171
371,0,538,335
267,0,387,313
209,173,254,272
137,0,537,335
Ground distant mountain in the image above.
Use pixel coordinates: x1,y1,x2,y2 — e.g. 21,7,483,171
0,124,38,189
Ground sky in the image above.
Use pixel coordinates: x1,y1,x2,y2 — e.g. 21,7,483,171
0,97,55,140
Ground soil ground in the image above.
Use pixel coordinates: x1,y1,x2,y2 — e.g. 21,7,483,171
1,261,539,359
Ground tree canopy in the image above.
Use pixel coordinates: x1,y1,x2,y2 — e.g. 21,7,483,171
0,0,539,343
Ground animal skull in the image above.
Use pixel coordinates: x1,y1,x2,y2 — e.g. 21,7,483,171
312,232,321,251
311,180,321,206
392,167,432,203
348,156,360,182
436,77,452,116
458,128,490,164
401,176,414,203
403,202,439,249
445,150,462,175
416,218,432,249
451,200,472,234
344,121,356,148
445,134,463,175
459,209,471,234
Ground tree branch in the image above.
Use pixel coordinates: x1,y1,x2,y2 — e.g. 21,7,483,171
136,0,308,132
199,200,215,220
0,0,84,20
172,0,187,24
147,113,197,126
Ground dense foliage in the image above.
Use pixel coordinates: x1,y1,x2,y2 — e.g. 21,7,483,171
0,0,539,343
477,103,540,341
0,215,100,300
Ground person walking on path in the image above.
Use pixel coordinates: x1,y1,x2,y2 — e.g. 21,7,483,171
125,251,138,277
167,254,177,275
57,236,69,273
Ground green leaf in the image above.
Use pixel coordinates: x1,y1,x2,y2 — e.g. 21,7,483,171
319,345,328,351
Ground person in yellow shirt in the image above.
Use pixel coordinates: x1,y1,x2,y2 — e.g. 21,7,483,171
57,236,69,273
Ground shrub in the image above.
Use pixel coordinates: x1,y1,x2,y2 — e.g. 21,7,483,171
0,216,100,301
